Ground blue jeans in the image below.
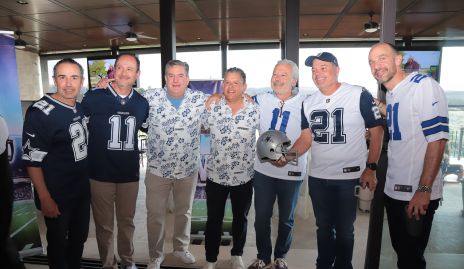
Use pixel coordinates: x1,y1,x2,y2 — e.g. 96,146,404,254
308,176,359,269
253,171,302,264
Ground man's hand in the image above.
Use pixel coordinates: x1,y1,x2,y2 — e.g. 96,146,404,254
271,156,288,167
40,195,61,218
407,192,430,220
205,93,223,110
360,168,377,191
96,78,114,89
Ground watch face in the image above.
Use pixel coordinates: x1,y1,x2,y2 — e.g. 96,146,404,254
367,163,377,170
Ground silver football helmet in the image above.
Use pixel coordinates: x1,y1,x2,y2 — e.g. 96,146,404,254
256,130,297,163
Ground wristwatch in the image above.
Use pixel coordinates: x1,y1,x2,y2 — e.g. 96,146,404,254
416,185,432,193
366,162,377,171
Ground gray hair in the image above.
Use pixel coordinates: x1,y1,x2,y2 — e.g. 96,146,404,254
165,59,189,76
276,59,299,81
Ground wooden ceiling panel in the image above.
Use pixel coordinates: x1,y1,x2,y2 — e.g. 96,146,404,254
176,1,202,21
69,27,121,39
228,17,281,41
396,13,451,36
0,15,56,32
225,0,282,18
32,12,101,29
136,3,159,22
1,0,462,53
55,0,124,10
414,14,464,37
126,0,160,5
84,6,152,26
349,0,382,14
190,0,221,19
300,14,337,33
301,0,350,15
27,30,86,43
0,0,67,15
0,9,14,17
301,29,334,39
406,0,464,13
176,20,218,43
329,14,378,38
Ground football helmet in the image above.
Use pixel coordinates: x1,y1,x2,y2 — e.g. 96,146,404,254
256,130,293,162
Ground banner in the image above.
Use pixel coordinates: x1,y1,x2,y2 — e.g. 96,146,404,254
188,80,234,242
0,34,42,257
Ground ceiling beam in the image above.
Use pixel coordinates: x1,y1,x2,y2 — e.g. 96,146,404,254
324,0,358,38
185,0,220,40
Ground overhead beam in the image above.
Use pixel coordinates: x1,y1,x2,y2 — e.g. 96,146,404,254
324,0,357,38
281,0,299,65
160,0,176,86
186,0,219,40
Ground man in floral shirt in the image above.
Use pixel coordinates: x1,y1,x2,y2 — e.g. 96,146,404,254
143,60,207,269
202,67,259,269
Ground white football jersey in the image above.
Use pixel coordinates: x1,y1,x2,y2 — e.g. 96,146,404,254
253,91,308,181
302,83,383,180
385,72,449,201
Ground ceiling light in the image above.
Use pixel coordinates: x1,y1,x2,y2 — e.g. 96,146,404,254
364,11,379,33
364,21,379,33
15,38,27,49
125,32,137,42
14,31,27,49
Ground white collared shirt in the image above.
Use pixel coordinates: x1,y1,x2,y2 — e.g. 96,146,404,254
143,87,207,179
206,97,259,186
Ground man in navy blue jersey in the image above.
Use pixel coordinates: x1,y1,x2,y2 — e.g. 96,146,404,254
22,58,90,269
81,54,149,269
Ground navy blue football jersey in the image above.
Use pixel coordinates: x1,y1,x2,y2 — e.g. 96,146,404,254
81,84,149,182
22,95,89,203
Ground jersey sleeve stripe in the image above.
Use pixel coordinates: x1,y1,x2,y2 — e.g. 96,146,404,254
422,124,449,137
421,116,449,128
421,116,448,129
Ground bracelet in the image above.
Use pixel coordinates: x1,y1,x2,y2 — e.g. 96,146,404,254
416,185,432,193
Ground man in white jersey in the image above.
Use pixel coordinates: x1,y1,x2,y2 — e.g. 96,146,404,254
368,43,448,269
248,60,309,269
287,52,384,269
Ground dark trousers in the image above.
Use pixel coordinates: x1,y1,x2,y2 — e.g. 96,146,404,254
204,179,253,262
384,194,439,269
308,177,359,269
44,194,90,269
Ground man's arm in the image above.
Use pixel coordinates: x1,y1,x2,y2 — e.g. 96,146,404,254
27,167,60,218
360,125,383,191
272,128,312,167
407,139,447,219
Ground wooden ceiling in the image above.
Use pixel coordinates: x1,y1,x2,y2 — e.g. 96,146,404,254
1,0,463,54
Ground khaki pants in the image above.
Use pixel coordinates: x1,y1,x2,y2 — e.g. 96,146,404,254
90,179,139,269
145,172,197,259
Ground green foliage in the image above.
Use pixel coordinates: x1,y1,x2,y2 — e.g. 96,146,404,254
88,60,107,78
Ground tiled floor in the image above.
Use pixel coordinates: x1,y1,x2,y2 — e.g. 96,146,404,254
24,172,464,269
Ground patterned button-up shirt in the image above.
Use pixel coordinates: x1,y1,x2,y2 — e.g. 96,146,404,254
206,97,259,186
144,87,207,179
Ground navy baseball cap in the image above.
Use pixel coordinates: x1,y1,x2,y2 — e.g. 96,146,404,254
305,52,339,67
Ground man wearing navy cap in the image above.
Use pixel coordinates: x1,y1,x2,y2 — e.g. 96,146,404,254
281,52,384,269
